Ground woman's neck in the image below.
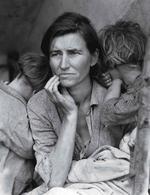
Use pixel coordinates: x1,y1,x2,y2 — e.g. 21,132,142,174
68,76,92,106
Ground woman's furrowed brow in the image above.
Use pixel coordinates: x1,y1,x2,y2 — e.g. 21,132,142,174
67,48,83,52
50,48,83,53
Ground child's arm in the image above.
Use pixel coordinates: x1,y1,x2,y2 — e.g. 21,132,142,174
102,68,123,102
101,70,144,126
101,77,143,125
104,78,122,102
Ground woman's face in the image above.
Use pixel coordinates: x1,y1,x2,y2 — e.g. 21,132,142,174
49,33,97,88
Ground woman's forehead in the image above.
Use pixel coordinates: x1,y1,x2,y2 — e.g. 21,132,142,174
50,33,87,50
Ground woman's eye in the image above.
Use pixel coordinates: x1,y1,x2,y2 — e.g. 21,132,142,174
50,52,61,57
68,50,81,55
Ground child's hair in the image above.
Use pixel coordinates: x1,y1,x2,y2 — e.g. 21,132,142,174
99,20,147,70
18,52,52,92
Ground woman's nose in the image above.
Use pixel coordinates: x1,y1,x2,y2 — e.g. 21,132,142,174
60,54,69,69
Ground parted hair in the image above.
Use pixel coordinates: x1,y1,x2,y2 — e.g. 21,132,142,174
18,52,52,92
99,20,147,69
41,12,103,79
41,12,100,57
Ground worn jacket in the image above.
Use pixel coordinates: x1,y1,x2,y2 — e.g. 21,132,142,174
0,82,34,195
27,81,128,188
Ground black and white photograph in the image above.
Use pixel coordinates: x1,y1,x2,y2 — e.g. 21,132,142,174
0,0,150,194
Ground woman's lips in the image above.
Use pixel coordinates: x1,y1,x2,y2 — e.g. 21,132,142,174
59,73,75,77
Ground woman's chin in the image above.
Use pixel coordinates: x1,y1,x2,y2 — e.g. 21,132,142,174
60,80,74,88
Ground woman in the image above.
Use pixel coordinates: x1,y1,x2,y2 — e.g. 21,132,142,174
0,52,51,195
27,12,130,195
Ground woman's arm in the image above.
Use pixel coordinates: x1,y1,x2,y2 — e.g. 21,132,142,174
50,111,77,187
44,75,78,188
28,76,78,189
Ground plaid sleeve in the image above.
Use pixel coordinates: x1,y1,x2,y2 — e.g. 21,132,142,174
101,76,144,125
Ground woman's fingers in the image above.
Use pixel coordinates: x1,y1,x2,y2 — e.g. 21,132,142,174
44,75,77,114
45,75,67,103
61,88,73,99
45,75,60,102
51,80,61,101
45,75,59,91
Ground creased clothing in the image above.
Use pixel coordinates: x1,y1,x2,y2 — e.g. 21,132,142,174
26,145,130,195
49,145,130,195
27,81,130,190
0,82,34,195
67,145,130,183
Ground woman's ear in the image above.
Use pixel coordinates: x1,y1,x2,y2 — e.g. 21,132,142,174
91,49,99,67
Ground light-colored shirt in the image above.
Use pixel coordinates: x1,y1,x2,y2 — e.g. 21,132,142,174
27,81,128,188
0,82,34,195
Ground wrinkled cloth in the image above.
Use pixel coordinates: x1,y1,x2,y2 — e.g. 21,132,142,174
27,81,129,188
22,184,48,195
0,82,34,195
67,145,130,183
65,145,130,195
43,181,130,195
25,145,130,195
101,75,144,126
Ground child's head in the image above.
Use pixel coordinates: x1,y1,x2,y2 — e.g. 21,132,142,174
99,21,147,85
18,52,52,92
99,20,147,70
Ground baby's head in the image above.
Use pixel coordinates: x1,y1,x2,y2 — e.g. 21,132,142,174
99,21,147,84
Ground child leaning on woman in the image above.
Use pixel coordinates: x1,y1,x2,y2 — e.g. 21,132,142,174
99,20,147,154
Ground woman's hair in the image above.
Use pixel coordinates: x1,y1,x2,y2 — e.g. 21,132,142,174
99,20,147,70
41,12,101,79
18,52,52,92
41,12,100,56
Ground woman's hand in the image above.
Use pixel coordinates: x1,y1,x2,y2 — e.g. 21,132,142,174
45,75,78,116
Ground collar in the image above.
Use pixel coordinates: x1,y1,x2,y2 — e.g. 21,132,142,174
90,80,107,107
0,81,27,105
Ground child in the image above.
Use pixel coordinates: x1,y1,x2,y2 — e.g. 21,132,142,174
98,21,147,153
0,52,51,195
